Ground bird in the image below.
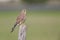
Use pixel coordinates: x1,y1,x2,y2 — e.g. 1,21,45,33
11,9,26,32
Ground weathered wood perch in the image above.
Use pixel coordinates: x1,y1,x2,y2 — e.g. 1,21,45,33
18,24,27,40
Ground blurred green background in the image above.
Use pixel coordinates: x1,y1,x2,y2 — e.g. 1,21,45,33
0,0,60,40
0,10,60,40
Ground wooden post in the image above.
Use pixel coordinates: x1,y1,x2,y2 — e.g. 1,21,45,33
18,24,27,40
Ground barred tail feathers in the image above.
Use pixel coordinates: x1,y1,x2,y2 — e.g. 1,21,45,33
11,23,17,32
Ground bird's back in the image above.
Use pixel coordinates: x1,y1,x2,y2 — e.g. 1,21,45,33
16,11,26,24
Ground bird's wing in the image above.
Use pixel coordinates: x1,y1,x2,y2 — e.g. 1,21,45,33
16,15,24,24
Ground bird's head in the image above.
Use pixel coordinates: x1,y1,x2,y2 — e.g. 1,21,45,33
22,9,26,15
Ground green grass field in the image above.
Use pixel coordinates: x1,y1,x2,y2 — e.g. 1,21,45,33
0,10,60,40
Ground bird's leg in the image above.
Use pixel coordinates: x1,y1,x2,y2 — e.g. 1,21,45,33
18,22,22,27
18,21,24,27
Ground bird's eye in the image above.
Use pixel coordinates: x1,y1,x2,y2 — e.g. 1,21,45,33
24,9,26,12
24,10,25,12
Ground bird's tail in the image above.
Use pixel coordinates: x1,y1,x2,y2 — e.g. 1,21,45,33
11,23,17,33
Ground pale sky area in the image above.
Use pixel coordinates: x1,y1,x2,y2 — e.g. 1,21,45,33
0,0,19,2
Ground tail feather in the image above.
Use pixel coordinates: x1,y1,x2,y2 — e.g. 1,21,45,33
11,23,17,33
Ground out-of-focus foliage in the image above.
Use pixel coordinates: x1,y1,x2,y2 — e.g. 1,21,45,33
22,0,48,3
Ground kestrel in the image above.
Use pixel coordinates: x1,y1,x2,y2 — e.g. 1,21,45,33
11,9,26,32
